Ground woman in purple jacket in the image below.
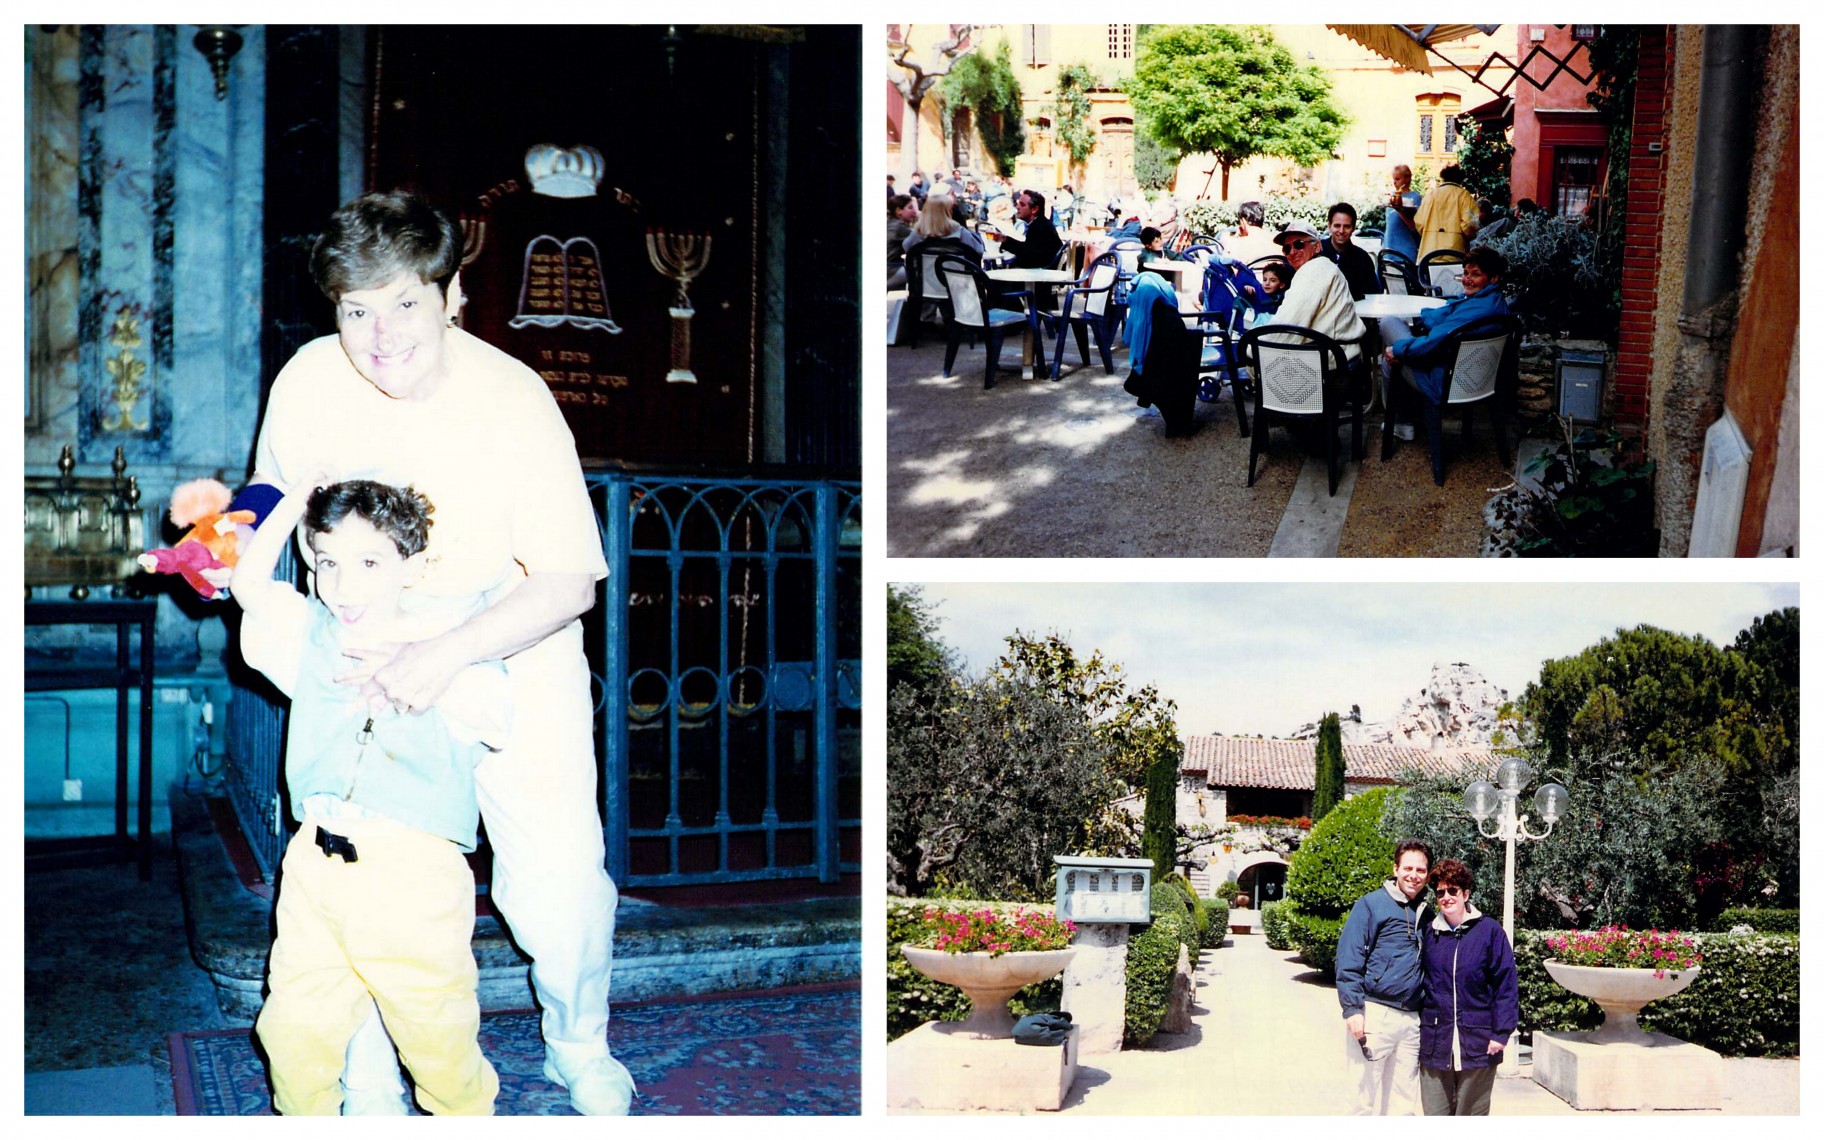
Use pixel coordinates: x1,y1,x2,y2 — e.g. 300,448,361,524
1418,858,1519,1115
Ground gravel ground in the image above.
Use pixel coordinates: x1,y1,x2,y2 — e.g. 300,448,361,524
887,319,1501,558
1338,419,1517,558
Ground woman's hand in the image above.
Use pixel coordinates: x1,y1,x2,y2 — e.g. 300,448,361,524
1485,1038,1506,1055
338,639,469,715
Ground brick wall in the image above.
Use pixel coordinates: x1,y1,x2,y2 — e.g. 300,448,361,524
1612,27,1670,428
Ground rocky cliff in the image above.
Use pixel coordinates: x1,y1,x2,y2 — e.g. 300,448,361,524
1294,662,1517,749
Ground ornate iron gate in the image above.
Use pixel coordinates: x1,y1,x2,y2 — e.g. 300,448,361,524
593,471,861,887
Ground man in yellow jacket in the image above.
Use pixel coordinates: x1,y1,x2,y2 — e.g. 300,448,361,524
1413,166,1479,260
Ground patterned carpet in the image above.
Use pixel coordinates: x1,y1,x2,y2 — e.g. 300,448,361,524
169,983,859,1115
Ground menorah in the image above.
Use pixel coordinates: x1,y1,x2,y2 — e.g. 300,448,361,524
645,229,712,383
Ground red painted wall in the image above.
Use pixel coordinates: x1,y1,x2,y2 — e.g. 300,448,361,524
1511,25,1602,206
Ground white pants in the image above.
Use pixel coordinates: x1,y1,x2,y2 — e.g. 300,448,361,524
345,620,619,1093
1345,1002,1422,1116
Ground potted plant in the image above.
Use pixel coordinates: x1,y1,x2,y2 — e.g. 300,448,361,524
1542,926,1703,1045
899,905,1077,1039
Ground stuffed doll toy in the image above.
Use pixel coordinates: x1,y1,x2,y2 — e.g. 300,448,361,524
138,478,268,600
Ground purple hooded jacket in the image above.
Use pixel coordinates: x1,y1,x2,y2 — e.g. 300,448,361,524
1418,905,1519,1072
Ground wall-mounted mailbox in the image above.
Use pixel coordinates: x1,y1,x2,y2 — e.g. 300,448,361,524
1054,855,1154,925
1557,348,1606,424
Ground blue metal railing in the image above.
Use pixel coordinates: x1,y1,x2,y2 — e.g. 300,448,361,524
223,472,861,889
592,471,861,887
223,541,295,881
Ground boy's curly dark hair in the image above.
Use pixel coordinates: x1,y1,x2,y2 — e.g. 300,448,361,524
305,480,434,557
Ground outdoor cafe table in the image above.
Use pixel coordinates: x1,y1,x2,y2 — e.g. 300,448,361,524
1355,294,1448,404
986,267,1077,379
1355,294,1447,322
1139,260,1206,311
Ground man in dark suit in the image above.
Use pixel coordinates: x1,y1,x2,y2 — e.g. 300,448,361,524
997,189,1063,270
1320,201,1381,301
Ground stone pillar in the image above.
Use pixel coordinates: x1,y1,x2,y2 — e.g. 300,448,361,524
1060,922,1129,1054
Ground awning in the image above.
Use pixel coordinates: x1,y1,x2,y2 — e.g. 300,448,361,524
1326,24,1501,75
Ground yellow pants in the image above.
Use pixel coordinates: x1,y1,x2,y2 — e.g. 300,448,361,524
256,814,498,1115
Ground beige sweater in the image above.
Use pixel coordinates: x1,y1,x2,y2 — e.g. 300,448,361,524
1271,256,1365,361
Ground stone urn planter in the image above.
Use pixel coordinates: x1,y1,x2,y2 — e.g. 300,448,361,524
900,947,1077,1039
1543,960,1700,1045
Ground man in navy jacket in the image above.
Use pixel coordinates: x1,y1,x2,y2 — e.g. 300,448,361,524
996,189,1064,270
1335,839,1434,1115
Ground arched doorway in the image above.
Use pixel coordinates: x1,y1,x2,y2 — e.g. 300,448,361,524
1097,117,1136,201
1233,852,1289,907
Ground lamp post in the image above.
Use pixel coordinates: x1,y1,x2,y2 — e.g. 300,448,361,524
1464,756,1568,1075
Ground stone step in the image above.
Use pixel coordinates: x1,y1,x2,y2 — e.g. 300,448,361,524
171,789,860,1022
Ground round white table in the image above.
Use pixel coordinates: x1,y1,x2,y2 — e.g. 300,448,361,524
1355,294,1447,320
1138,260,1206,311
986,268,1077,378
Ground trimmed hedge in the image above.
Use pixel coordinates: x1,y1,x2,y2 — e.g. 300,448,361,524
1712,907,1799,934
886,898,1064,1041
1279,900,1345,977
1518,929,1799,1056
1284,787,1396,917
1260,901,1294,951
1203,898,1231,948
1125,882,1197,1047
1164,873,1209,947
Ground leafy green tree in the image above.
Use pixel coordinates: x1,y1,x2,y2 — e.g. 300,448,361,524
1312,712,1344,821
886,584,952,694
1141,746,1180,880
1050,63,1100,175
1134,129,1178,193
940,39,1027,177
1453,116,1512,207
1519,619,1795,783
886,673,1117,900
990,631,1179,791
1126,25,1348,200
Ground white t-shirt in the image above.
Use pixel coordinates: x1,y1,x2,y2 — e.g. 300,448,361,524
254,328,609,619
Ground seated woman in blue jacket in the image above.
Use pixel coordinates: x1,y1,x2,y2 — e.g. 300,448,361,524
1378,245,1514,440
1418,858,1519,1116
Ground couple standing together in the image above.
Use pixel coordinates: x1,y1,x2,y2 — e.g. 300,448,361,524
1336,839,1519,1116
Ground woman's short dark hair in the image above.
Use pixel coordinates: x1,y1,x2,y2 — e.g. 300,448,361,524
1430,858,1474,893
1393,838,1434,869
1239,200,1266,226
305,480,435,558
1464,245,1508,279
1328,201,1358,225
888,193,913,216
310,190,463,302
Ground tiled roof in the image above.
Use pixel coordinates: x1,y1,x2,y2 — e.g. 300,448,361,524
1181,735,1497,791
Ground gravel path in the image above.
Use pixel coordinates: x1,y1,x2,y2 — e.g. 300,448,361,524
887,325,1501,558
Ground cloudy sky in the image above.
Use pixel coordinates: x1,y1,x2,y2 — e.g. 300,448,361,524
900,582,1797,738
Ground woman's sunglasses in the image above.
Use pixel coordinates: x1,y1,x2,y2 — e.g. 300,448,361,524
1436,886,1468,897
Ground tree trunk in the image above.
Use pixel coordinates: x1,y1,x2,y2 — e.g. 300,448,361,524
1220,159,1232,201
902,96,923,181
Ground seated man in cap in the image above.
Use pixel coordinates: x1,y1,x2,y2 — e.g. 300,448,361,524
1268,218,1367,365
1379,245,1515,441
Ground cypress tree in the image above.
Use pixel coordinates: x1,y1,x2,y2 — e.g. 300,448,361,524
1141,737,1181,881
1313,712,1345,822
